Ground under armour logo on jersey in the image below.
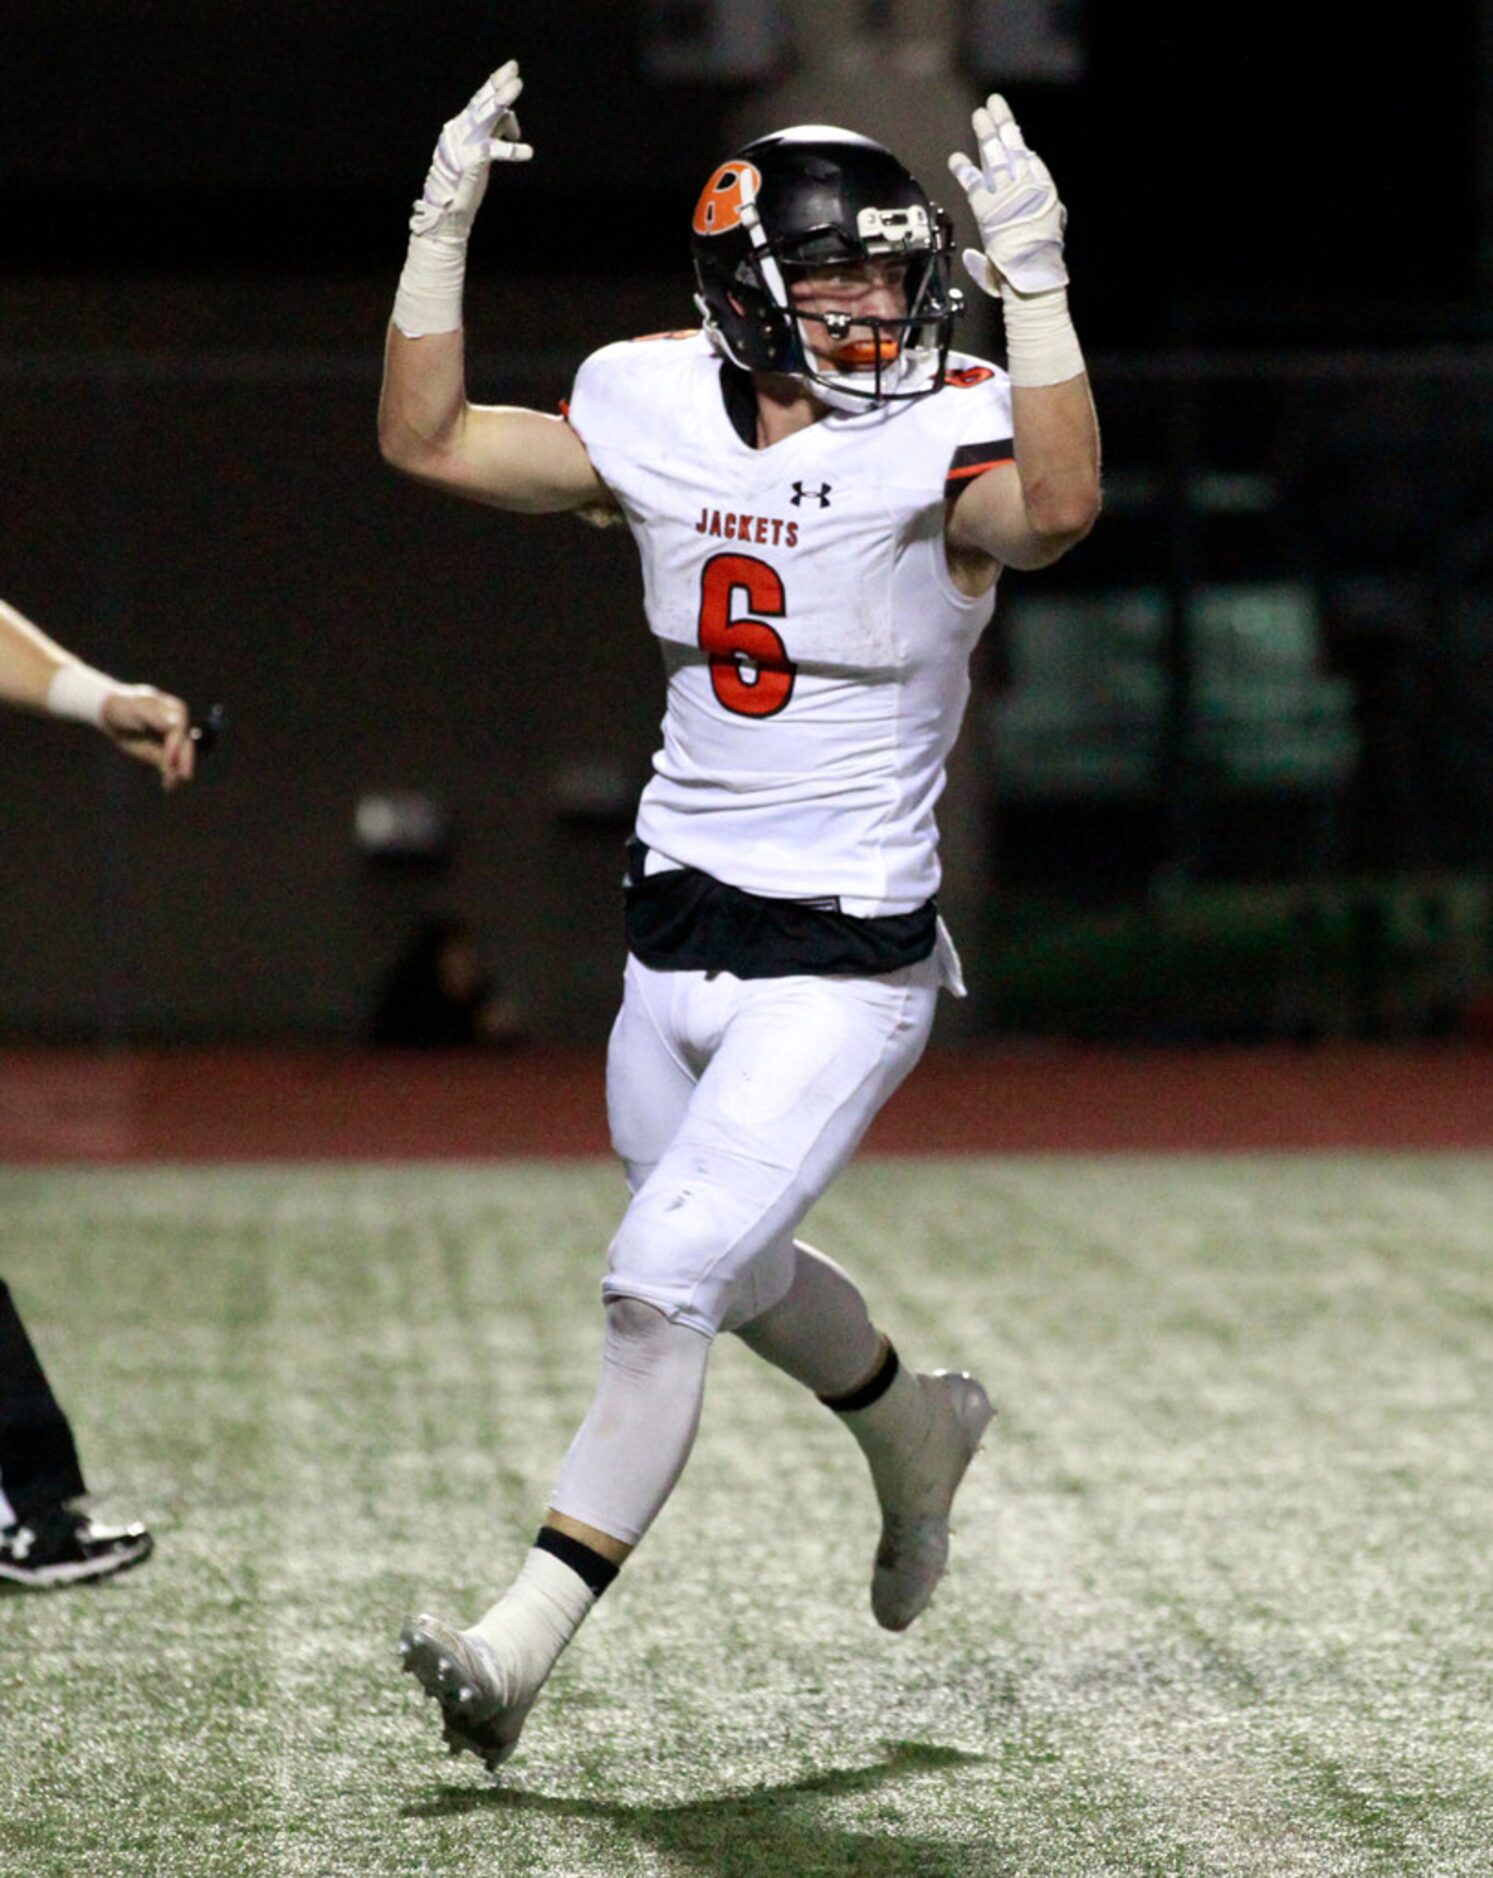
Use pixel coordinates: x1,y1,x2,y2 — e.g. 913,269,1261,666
790,481,833,509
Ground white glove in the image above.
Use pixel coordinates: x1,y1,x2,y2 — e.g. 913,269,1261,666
409,60,533,241
394,61,533,339
947,93,1084,387
947,94,1068,299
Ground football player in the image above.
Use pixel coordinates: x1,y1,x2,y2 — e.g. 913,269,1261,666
381,61,1099,1770
0,593,194,1586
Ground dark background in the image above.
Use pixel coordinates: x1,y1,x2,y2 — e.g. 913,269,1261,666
1,3,1488,1044
1,3,1481,334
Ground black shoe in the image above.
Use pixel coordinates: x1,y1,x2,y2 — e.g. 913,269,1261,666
0,1510,153,1588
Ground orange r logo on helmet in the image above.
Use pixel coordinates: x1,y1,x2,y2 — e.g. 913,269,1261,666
692,160,763,237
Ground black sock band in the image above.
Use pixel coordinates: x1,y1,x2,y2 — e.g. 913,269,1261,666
819,1343,900,1414
534,1525,620,1597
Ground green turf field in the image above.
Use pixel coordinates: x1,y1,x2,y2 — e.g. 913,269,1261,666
1,1157,1489,1878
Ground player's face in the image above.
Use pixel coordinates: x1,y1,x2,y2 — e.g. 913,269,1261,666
786,259,911,373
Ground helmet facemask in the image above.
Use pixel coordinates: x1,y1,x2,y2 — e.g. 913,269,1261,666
776,205,963,410
691,133,964,412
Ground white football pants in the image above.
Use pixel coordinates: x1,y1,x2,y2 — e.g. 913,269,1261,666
602,951,940,1336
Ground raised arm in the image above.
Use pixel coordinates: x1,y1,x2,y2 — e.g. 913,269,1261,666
944,96,1101,572
377,61,615,515
0,595,195,788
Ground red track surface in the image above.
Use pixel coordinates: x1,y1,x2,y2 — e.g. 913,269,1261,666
0,1045,1489,1162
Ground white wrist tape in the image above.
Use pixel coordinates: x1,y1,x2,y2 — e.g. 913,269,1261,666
47,663,116,727
1001,284,1086,389
391,228,469,339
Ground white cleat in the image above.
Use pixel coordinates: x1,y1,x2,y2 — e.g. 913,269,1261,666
871,1369,994,1632
398,1613,536,1773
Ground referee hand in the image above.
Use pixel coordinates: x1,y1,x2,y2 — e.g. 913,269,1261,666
101,685,196,790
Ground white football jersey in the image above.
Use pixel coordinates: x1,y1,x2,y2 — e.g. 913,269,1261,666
567,331,1013,916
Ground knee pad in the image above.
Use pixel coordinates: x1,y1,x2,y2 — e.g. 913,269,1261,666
607,1177,733,1298
605,1174,796,1338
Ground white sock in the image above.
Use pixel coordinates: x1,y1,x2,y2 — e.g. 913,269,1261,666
468,1548,599,1691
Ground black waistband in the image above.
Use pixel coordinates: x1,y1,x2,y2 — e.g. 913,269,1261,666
623,839,937,979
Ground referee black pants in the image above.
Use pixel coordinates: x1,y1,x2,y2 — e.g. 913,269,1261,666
0,1279,87,1526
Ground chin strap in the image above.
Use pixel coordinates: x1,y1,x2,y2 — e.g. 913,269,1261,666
699,294,941,412
799,344,942,413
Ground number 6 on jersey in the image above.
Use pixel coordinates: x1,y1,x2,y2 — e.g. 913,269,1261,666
697,553,797,718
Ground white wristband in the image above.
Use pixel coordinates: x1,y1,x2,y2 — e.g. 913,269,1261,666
47,663,116,727
392,227,469,338
1001,284,1087,389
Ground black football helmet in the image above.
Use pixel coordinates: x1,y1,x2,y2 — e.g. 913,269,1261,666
690,126,963,409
